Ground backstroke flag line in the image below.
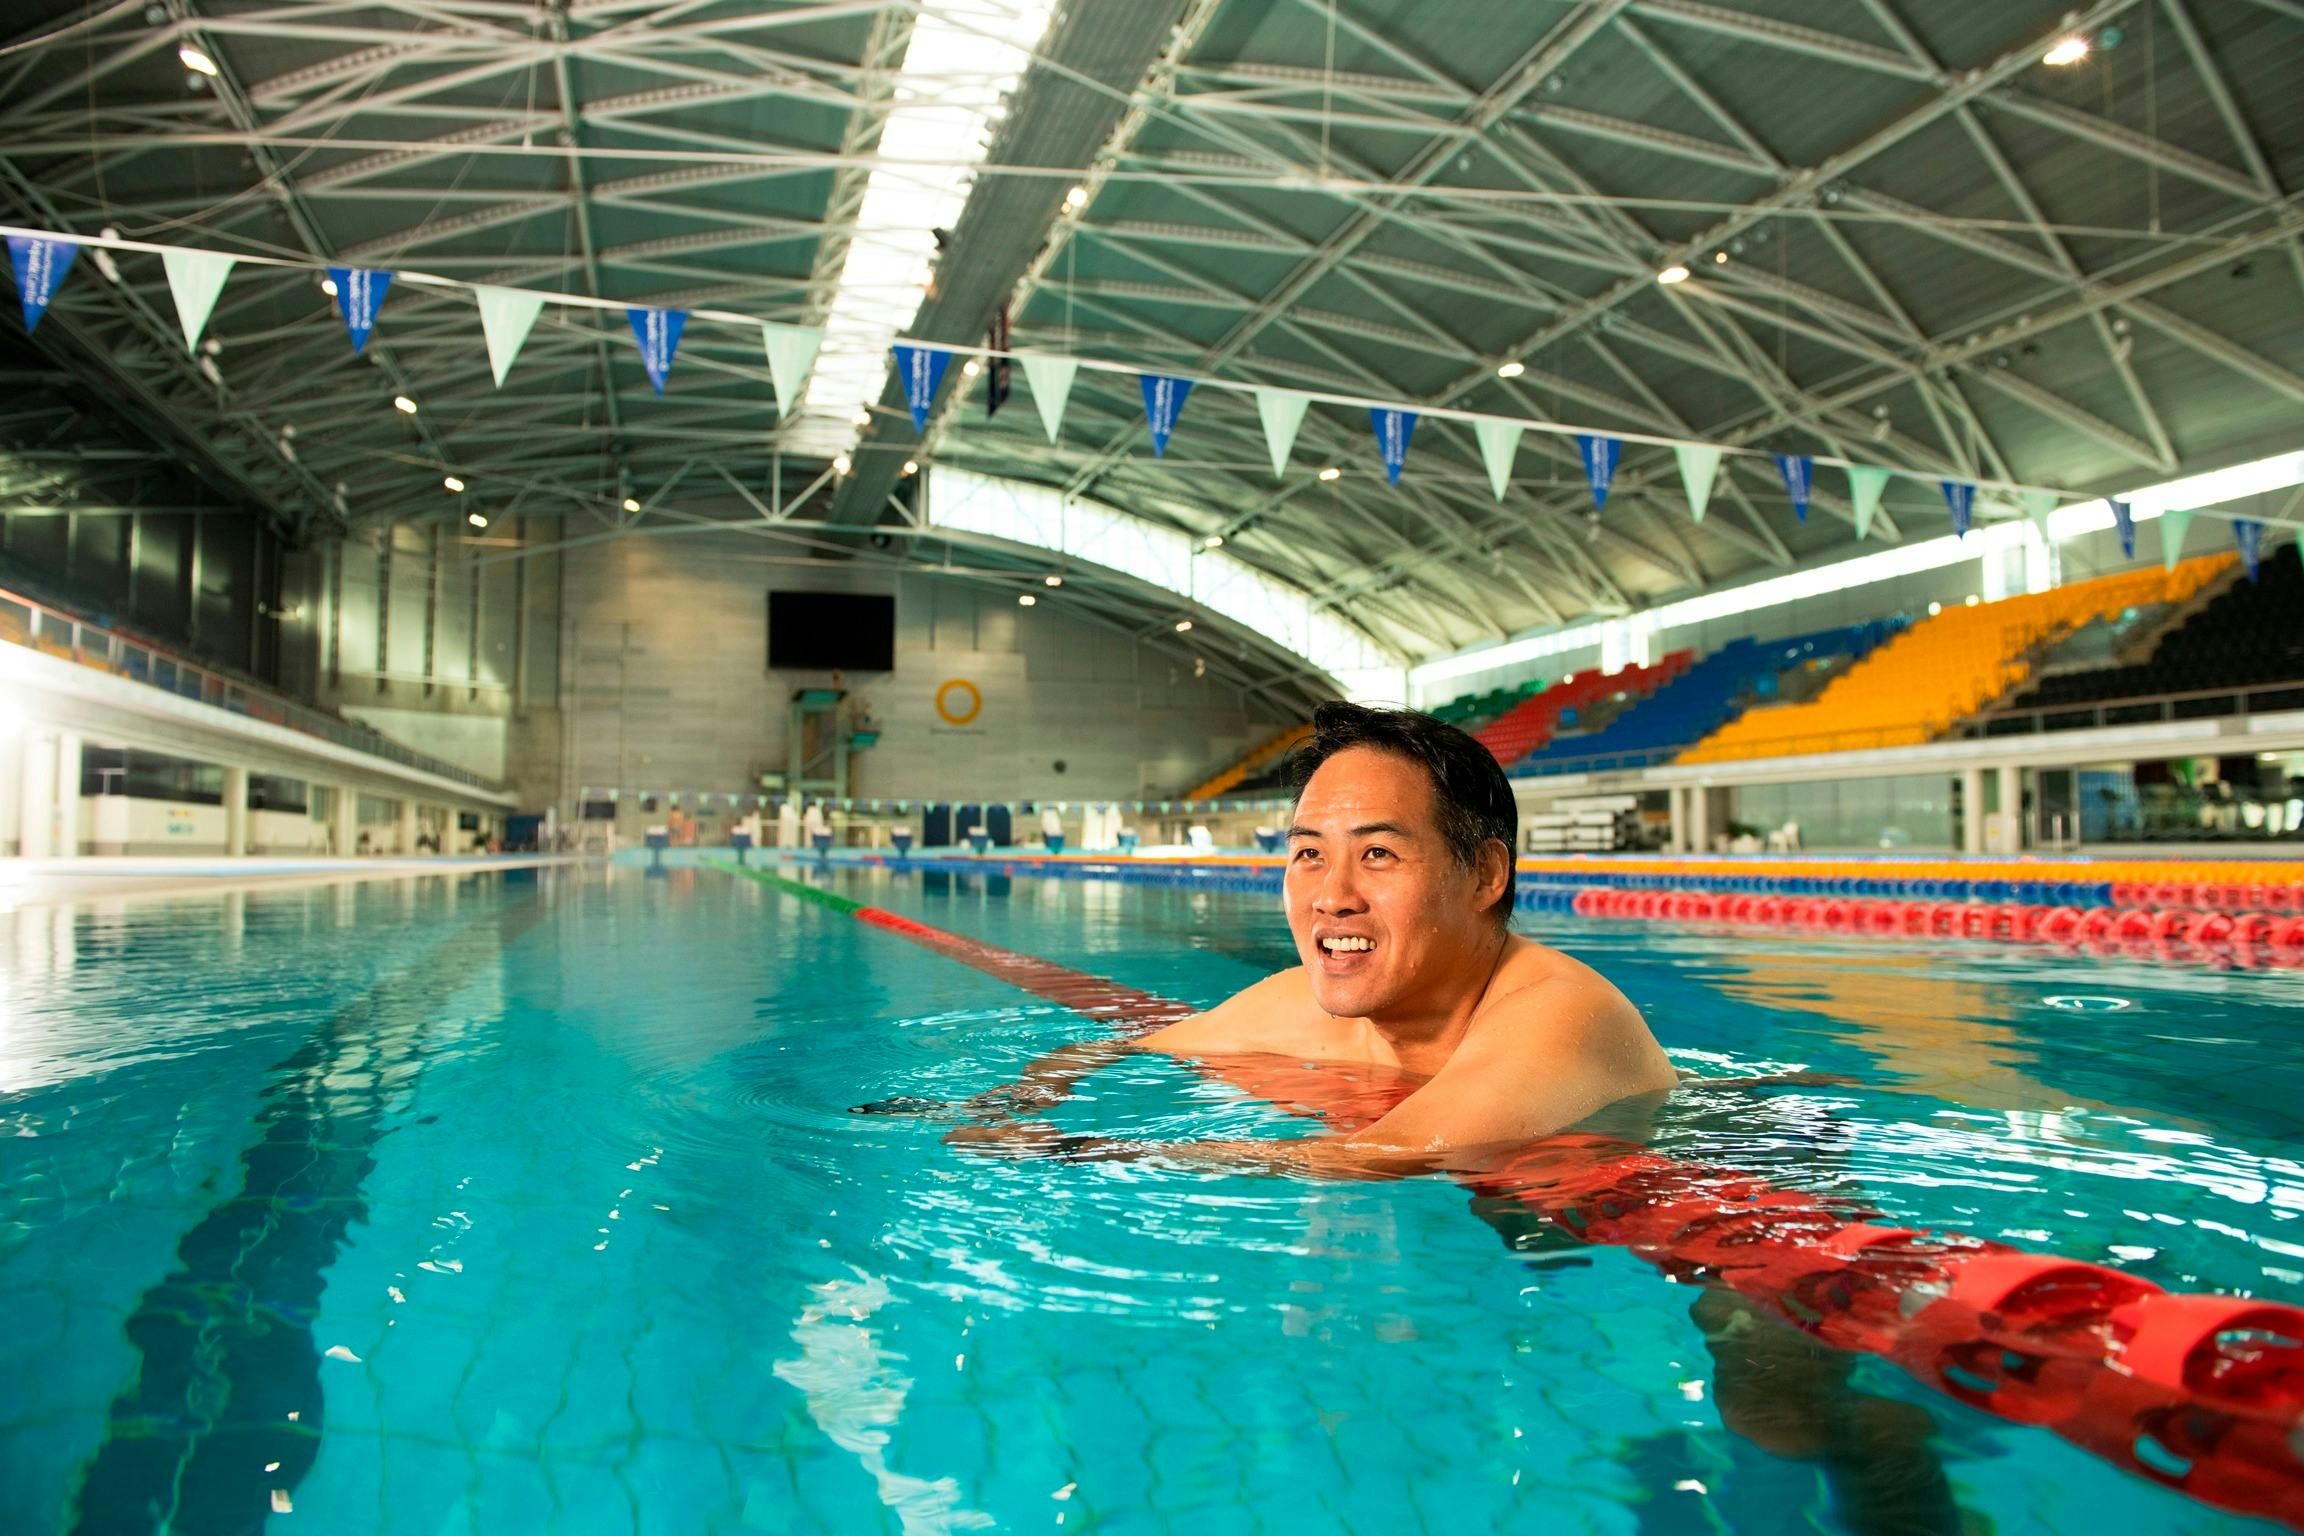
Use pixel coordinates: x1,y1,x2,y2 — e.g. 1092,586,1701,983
161,248,235,353
1941,480,1975,538
1477,419,1524,501
474,285,545,386
762,323,824,419
1021,355,1079,444
6,235,77,333
328,267,391,354
1776,454,1812,523
1370,407,1416,487
627,307,686,395
1141,373,1192,458
1578,434,1618,513
893,343,952,432
1673,444,1720,524
1846,465,1891,540
1256,388,1310,478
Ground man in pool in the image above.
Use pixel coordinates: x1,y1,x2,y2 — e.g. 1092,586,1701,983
941,700,1680,1172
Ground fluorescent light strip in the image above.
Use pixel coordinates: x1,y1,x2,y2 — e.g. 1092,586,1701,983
785,0,1058,456
1409,449,2304,691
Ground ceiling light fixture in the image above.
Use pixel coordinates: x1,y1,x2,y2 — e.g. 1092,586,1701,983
1713,251,1729,265
319,276,338,297
962,359,981,377
1173,619,1193,632
1317,466,1341,481
1064,185,1088,210
2042,35,2089,66
392,395,417,414
832,452,852,476
1203,534,1223,548
178,45,219,76
902,459,919,475
1495,361,1525,379
1018,593,1037,607
1044,575,1062,587
443,475,465,492
852,410,872,427
1656,264,1691,285
467,512,488,528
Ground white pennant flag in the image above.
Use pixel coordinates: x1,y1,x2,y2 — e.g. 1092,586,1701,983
1254,388,1310,478
1474,419,1523,501
761,322,824,419
161,248,235,353
473,285,546,387
2159,506,2194,570
1020,355,1079,444
2019,488,2058,546
1846,465,1891,540
1674,444,1722,524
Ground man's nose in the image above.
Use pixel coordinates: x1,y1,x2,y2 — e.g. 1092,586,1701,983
1311,861,1366,913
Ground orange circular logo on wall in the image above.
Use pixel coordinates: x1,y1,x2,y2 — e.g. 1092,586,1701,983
935,678,981,726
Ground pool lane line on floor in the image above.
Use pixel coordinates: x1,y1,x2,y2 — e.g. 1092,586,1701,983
719,860,2304,1528
68,892,551,1536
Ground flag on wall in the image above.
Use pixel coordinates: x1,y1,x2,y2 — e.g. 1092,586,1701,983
1021,355,1078,444
328,267,392,353
1140,373,1192,457
6,235,77,333
474,285,545,386
2110,498,2135,558
1370,406,1416,486
1775,454,1812,522
2235,518,2264,582
1577,434,1618,513
1256,388,1310,478
1940,480,1974,537
161,248,235,353
627,307,685,394
1476,419,1524,501
1846,465,1890,540
761,323,824,419
1673,444,1720,523
893,343,952,432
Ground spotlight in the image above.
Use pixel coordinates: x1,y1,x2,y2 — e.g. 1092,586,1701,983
1965,594,1981,607
467,512,488,528
1928,601,1942,616
962,359,981,377
852,410,872,427
320,276,338,297
2042,35,2089,66
443,475,465,492
832,453,852,476
1064,185,1088,210
622,497,641,512
393,395,417,414
1713,251,1728,265
1044,575,1062,587
1203,534,1223,548
1018,594,1037,607
1174,619,1193,632
1656,264,1691,285
1317,466,1341,481
178,45,219,76
902,460,918,475
1495,361,1525,379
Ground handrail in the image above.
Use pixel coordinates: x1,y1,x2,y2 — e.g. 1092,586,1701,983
0,583,504,793
1980,678,2304,736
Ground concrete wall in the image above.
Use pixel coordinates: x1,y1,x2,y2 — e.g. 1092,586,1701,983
553,533,1288,811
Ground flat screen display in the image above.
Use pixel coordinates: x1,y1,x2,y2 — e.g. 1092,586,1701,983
767,590,894,672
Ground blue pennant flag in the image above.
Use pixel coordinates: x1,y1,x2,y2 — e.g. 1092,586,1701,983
1369,407,1417,486
627,307,686,395
1776,454,1812,523
1940,480,1975,538
892,343,952,432
1577,434,1618,513
6,235,78,333
1140,373,1193,457
327,266,392,354
2235,518,2264,582
2110,498,2135,558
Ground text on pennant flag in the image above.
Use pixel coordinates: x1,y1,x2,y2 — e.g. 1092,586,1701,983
1577,434,1618,513
161,248,235,353
328,267,393,354
1140,373,1193,458
2110,498,2135,558
1940,480,1974,538
2234,519,2263,582
6,236,79,334
1845,465,1891,541
1021,355,1080,445
627,307,686,395
1255,388,1310,479
892,343,952,433
1476,419,1525,501
1672,444,1721,524
1369,407,1417,487
473,285,546,387
761,324,825,420
1775,454,1812,523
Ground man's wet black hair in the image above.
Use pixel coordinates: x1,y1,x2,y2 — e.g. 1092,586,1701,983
1285,700,1517,926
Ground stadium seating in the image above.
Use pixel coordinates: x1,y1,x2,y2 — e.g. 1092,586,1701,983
1475,652,1692,765
1430,677,1546,734
1186,722,1315,799
1678,555,2234,763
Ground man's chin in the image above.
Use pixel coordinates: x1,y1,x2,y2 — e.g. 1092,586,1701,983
1307,971,1389,1019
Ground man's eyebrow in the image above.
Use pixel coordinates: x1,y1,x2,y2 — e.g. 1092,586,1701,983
1285,821,1415,840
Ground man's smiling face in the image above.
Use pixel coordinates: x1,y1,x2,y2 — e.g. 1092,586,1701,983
1283,746,1502,1021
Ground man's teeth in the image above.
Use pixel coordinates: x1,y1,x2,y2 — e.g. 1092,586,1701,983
1322,936,1373,952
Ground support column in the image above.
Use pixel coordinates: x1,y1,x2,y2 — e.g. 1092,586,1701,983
223,765,249,857
18,730,58,858
1690,783,1712,856
1995,764,2022,854
1959,766,1985,855
398,798,418,856
1667,786,1690,855
53,733,81,859
333,785,358,858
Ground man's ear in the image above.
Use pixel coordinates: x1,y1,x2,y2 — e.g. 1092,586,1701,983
1475,837,1512,913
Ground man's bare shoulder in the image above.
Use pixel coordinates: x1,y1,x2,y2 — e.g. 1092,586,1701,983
1462,935,1673,1086
1135,968,1338,1058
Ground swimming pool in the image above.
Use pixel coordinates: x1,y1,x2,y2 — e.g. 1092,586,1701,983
4,866,2300,1534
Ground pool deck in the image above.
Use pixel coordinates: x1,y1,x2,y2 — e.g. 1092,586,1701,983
0,853,587,911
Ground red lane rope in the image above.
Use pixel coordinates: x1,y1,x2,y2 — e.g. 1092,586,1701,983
846,901,2304,1526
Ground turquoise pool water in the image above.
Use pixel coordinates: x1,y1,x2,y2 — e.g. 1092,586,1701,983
3,865,2300,1534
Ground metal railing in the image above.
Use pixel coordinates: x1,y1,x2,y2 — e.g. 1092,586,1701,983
1980,680,2304,737
1,583,503,792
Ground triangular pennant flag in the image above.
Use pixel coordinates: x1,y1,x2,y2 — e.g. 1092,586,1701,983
1476,420,1525,501
327,267,392,354
1577,434,1618,513
1846,465,1890,541
627,307,686,395
2159,506,2193,570
1776,455,1813,522
1255,388,1311,478
473,285,545,387
1021,355,1079,445
160,248,234,353
2234,519,2264,582
1140,373,1193,457
1940,480,1975,538
2019,488,2058,546
761,323,824,419
1369,407,1417,487
892,343,953,432
2110,498,2135,558
1672,444,1721,524
6,235,79,333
